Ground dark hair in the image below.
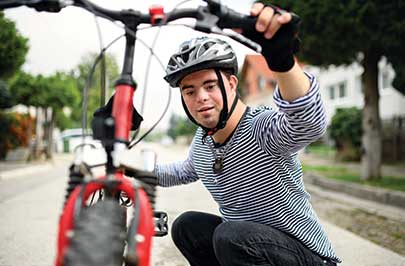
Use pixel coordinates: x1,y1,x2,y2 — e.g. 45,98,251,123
220,68,235,81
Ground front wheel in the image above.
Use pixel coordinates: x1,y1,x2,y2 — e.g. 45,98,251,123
64,199,126,266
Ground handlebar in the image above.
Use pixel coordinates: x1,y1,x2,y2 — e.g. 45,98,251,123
0,0,262,52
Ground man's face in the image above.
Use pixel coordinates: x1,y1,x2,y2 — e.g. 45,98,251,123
179,69,237,129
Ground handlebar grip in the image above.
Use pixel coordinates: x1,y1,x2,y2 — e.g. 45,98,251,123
0,0,63,12
0,1,23,9
217,5,300,36
217,8,257,33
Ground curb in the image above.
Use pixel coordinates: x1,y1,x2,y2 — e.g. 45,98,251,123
304,172,405,209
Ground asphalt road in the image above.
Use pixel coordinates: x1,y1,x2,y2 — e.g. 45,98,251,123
0,161,69,266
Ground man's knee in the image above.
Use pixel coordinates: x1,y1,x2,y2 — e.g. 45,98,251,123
212,221,238,255
171,211,199,245
212,221,281,256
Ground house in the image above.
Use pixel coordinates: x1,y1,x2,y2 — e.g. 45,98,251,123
306,57,405,124
239,55,277,109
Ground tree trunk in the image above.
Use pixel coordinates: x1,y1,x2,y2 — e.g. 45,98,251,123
45,108,55,159
361,49,382,180
31,107,44,160
25,109,33,161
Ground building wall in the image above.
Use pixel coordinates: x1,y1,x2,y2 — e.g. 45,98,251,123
304,58,405,124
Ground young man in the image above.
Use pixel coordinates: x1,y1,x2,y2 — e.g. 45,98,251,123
155,3,341,266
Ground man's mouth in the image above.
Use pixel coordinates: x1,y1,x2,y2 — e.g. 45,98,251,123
198,106,214,113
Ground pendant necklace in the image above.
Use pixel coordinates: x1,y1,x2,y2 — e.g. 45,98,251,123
213,156,224,174
208,137,233,174
207,107,248,175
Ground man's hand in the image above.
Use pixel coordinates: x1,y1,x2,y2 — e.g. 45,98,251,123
245,2,310,101
251,2,292,40
242,2,300,73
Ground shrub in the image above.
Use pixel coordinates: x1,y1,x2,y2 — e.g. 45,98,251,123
0,112,34,159
329,107,362,161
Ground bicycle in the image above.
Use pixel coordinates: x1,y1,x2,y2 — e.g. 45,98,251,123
1,1,267,265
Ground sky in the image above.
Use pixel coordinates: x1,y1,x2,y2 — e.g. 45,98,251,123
4,0,257,130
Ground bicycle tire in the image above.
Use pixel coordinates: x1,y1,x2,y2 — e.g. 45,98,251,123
64,199,127,266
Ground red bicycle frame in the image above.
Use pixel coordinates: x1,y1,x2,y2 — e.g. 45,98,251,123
55,28,155,265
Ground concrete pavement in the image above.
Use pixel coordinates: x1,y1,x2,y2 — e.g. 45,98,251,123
1,143,405,265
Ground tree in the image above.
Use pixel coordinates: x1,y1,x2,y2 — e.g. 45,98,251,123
269,0,405,180
38,73,80,158
69,52,120,129
0,80,14,108
10,71,80,159
0,11,28,80
10,71,43,107
9,71,41,158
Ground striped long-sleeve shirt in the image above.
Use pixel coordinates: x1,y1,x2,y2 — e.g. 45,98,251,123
155,73,341,263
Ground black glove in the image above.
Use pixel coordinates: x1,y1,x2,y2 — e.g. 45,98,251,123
92,94,143,131
242,3,301,72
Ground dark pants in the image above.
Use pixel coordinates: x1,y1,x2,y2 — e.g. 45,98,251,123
171,211,336,266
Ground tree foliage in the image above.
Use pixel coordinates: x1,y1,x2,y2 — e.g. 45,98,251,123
269,0,405,93
69,52,120,128
0,80,14,108
10,71,80,110
167,114,198,141
0,11,29,80
10,71,44,107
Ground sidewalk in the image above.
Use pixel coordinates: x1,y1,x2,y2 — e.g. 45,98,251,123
1,144,405,265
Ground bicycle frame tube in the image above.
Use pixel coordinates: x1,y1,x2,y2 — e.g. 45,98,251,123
55,174,154,266
112,31,137,142
112,85,134,141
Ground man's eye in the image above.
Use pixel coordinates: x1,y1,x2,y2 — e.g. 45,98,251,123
206,84,216,90
184,90,194,96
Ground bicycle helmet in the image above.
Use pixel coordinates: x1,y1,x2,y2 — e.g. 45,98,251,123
164,37,237,87
164,37,239,136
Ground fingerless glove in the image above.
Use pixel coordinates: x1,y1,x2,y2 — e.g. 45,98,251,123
243,4,301,72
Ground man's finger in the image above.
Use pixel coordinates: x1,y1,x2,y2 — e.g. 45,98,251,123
250,2,264,16
255,6,274,32
265,14,281,39
277,12,292,24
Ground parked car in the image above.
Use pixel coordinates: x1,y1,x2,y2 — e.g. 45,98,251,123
60,128,102,153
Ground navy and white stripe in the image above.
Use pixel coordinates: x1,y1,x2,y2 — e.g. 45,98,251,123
155,73,341,263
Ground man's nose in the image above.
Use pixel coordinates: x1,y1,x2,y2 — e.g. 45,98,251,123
196,88,209,102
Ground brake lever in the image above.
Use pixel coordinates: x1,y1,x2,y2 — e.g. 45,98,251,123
194,5,262,53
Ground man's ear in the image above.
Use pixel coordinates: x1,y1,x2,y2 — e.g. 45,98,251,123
229,75,239,92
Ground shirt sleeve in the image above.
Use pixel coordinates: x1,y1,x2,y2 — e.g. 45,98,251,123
252,72,327,156
154,136,199,187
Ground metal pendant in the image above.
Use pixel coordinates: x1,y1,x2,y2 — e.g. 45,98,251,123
213,157,224,174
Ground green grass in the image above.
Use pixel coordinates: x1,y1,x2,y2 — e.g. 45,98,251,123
306,144,336,158
302,164,405,192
